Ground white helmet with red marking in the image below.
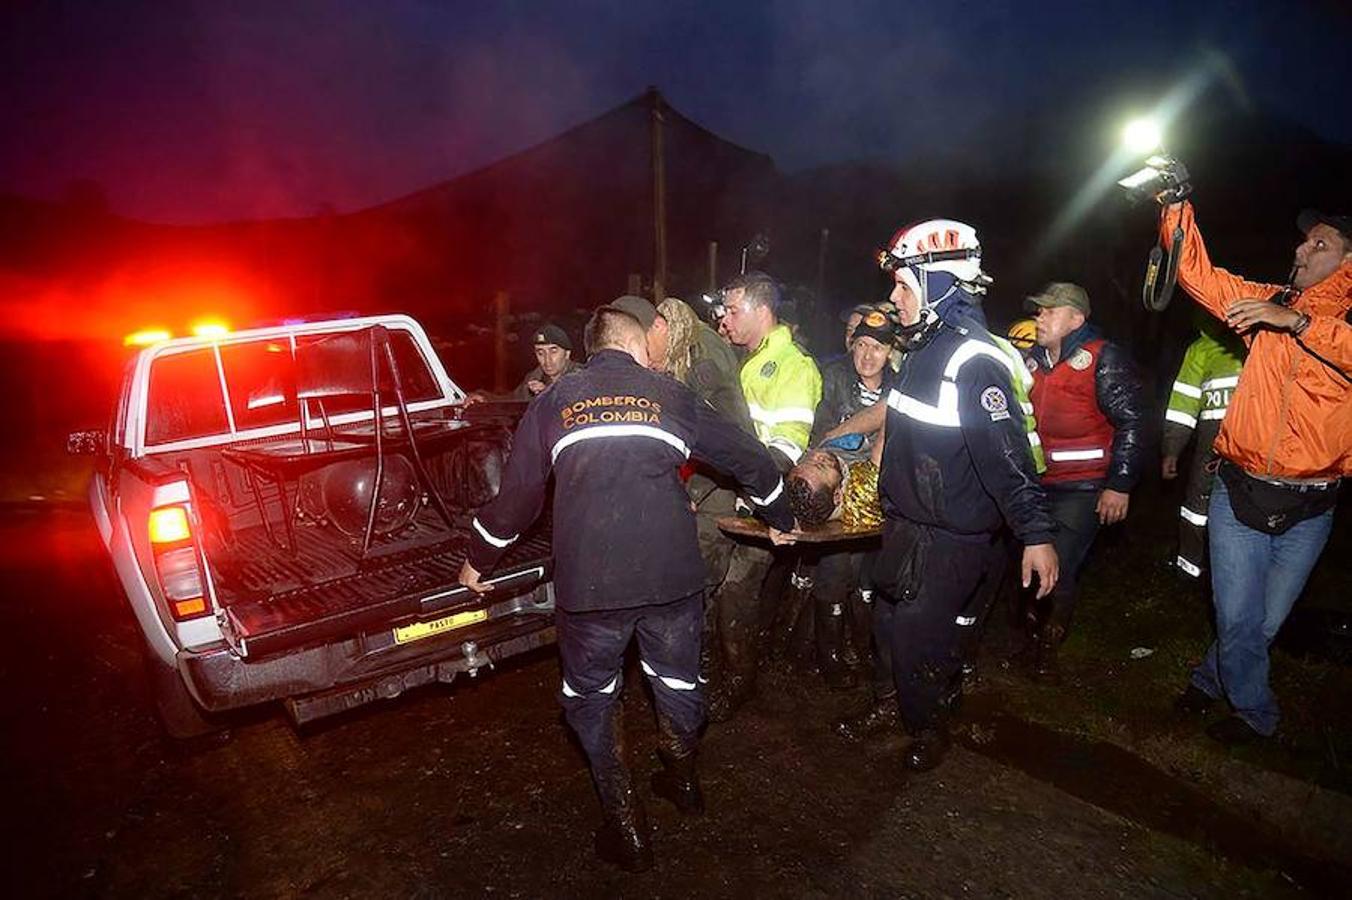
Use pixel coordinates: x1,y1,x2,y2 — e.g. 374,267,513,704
878,218,990,308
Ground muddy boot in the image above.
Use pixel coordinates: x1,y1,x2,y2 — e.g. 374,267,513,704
594,778,653,873
814,593,858,691
902,722,952,772
1032,625,1064,685
832,695,899,742
650,748,705,816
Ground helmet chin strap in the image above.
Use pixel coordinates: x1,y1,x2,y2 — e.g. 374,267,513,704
898,306,944,350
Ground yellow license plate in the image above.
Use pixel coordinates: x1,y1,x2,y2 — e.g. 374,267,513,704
393,609,488,645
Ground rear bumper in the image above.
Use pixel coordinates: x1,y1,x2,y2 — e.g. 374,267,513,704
179,582,555,721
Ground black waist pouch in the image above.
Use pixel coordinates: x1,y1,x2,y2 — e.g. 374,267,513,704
1218,462,1338,535
869,518,933,603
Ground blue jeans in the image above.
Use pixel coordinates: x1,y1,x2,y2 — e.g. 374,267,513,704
1190,477,1335,735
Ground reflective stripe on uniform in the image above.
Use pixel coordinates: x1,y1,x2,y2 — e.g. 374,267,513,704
888,338,1030,430
640,660,698,691
747,403,816,426
472,517,517,548
1176,556,1202,578
887,383,961,428
561,673,620,698
1200,409,1226,420
1049,448,1105,461
1171,380,1203,399
1165,409,1198,428
1201,375,1239,390
551,423,690,462
1179,506,1208,526
749,478,785,506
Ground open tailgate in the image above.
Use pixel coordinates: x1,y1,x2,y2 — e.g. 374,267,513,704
222,530,552,658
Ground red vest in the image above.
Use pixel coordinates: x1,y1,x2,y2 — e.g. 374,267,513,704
1029,338,1114,484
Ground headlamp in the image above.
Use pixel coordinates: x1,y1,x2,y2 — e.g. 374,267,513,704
877,247,980,274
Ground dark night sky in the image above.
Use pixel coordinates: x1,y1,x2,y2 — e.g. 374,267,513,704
2,0,1349,224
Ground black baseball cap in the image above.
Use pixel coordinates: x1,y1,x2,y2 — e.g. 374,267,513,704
1297,209,1352,244
532,323,572,351
851,308,897,347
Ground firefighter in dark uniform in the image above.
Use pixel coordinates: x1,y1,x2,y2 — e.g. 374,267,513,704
872,219,1059,771
459,306,794,872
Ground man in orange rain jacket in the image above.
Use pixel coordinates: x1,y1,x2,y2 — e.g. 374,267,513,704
1163,202,1351,746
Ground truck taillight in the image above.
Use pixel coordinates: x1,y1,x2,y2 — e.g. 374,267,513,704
149,506,191,544
148,504,211,621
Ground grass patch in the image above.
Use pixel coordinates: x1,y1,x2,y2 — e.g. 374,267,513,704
976,480,1352,796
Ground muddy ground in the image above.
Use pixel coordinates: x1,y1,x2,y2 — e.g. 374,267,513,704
2,483,1349,898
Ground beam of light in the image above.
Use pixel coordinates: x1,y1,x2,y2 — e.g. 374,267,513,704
1034,61,1224,265
1121,117,1162,154
190,319,231,339
124,328,172,347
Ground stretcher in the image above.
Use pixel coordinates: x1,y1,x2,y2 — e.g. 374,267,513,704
716,516,881,543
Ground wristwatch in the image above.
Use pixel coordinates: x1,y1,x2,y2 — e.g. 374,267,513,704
1292,312,1312,337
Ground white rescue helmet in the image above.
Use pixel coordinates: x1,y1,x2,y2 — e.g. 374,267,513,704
878,218,990,307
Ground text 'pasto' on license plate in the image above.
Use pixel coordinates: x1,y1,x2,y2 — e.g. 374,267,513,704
393,609,488,644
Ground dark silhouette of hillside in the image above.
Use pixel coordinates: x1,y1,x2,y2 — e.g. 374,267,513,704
0,89,779,343
0,84,1346,372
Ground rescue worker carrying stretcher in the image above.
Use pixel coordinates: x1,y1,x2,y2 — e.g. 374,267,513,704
459,306,795,872
705,271,822,719
825,219,1060,771
781,309,898,690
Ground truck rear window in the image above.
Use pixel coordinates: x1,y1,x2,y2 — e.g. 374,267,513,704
293,329,441,416
144,327,443,446
145,349,230,445
221,339,299,431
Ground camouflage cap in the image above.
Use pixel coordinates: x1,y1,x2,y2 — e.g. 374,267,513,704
1026,282,1091,317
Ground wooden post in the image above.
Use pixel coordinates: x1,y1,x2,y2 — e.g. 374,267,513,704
650,87,668,303
493,291,509,393
708,241,718,293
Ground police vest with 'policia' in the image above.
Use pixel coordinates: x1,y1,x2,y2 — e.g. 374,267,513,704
561,394,663,429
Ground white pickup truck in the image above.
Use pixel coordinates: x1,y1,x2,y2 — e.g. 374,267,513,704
70,314,555,736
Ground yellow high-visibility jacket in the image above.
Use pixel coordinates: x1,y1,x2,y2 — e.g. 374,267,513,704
740,324,822,465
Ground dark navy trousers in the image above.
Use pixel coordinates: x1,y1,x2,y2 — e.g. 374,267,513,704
555,592,704,800
874,530,1005,733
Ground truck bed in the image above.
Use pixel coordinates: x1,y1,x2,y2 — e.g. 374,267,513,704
213,505,552,657
191,409,549,657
